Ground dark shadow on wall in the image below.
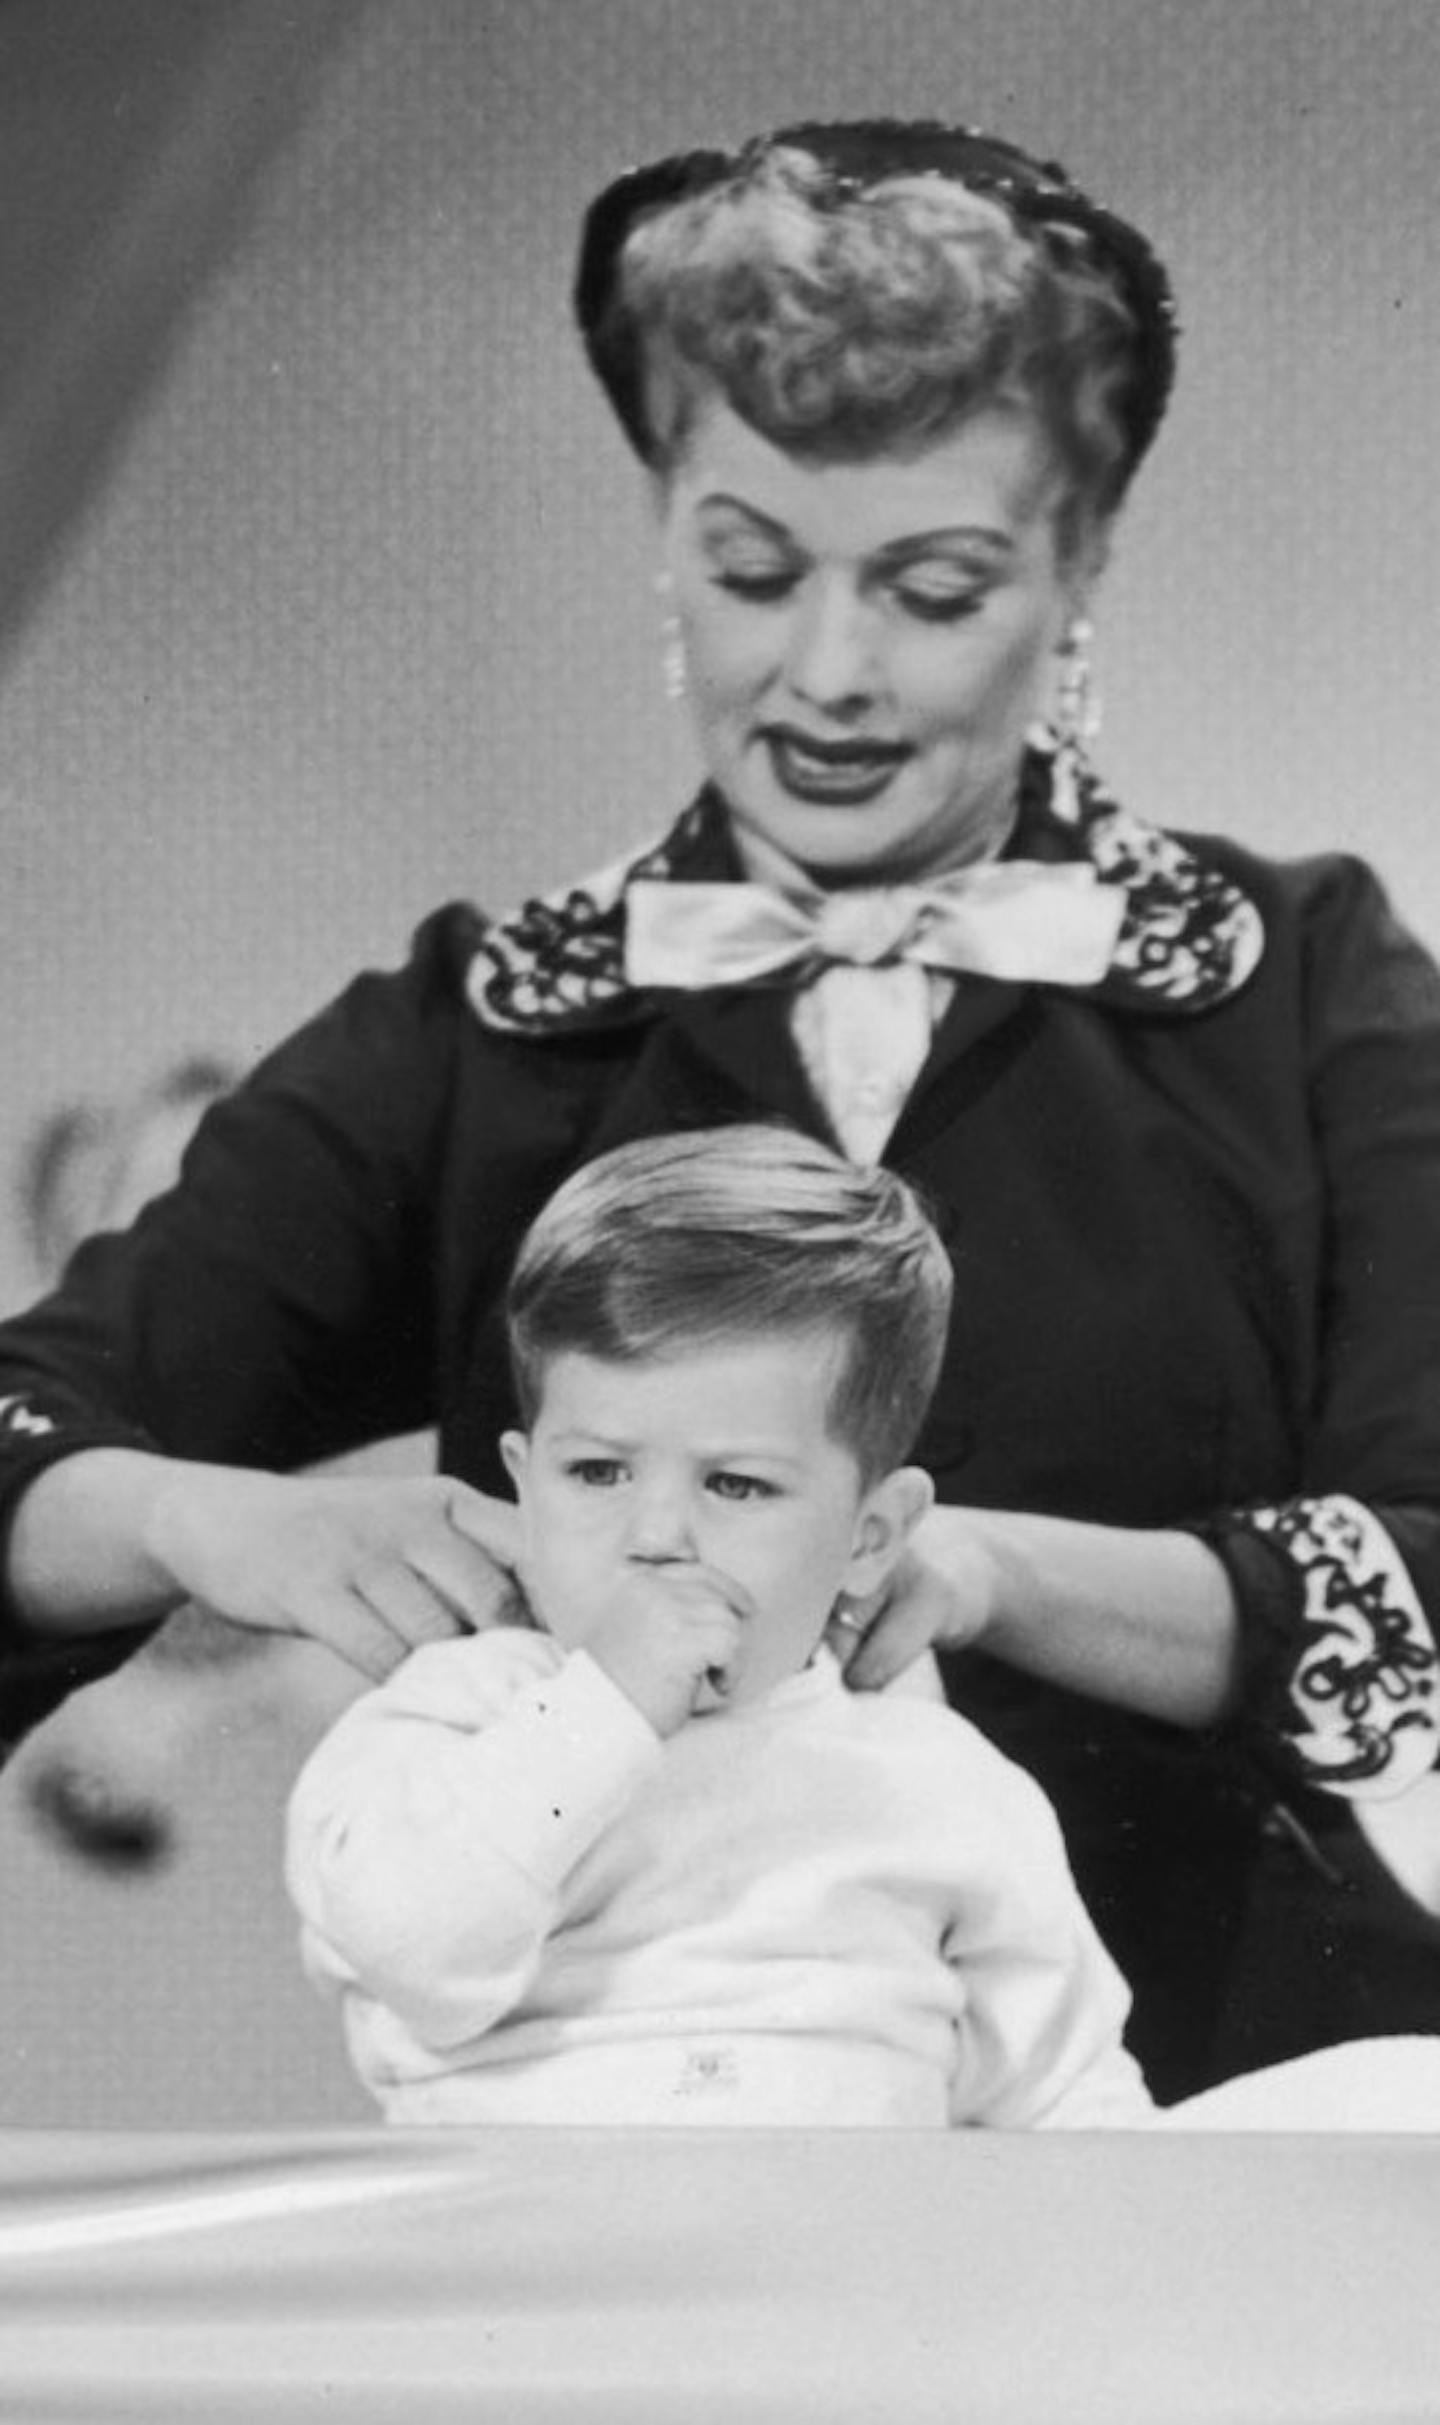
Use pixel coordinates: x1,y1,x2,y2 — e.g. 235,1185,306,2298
0,0,362,671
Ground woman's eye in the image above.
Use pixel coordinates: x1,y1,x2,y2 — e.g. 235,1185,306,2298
707,1471,776,1503
712,565,798,603
893,582,983,624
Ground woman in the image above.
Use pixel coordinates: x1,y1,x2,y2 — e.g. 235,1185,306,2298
2,120,1438,2099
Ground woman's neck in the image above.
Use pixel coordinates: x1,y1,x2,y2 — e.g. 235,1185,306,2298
727,798,1020,896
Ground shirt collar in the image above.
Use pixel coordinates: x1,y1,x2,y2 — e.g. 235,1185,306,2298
696,1644,847,1727
468,753,1265,1035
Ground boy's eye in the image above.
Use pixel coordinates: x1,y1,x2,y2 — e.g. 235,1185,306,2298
566,1458,626,1488
706,1471,777,1504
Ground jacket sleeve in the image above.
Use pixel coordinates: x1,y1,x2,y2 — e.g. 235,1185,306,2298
0,907,478,1725
1199,857,1440,1800
943,1736,1153,2129
284,1636,661,2050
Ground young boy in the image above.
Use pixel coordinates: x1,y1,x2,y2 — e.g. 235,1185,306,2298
284,1125,1153,2128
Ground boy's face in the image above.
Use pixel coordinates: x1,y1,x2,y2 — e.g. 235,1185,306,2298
502,1331,923,1710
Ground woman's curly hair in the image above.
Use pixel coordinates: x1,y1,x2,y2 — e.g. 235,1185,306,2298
611,146,1142,552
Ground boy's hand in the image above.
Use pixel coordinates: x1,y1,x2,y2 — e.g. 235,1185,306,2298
584,1564,750,1737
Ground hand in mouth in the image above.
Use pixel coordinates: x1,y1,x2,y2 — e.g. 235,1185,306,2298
763,725,911,804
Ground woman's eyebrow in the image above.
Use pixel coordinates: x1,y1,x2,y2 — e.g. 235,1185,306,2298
870,525,1015,567
694,493,794,539
694,497,1015,564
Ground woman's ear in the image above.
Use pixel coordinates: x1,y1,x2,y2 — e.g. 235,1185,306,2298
1065,516,1113,613
499,1430,530,1501
844,1467,934,1598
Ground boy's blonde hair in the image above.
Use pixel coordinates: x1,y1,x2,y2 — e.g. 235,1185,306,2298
506,1125,953,1484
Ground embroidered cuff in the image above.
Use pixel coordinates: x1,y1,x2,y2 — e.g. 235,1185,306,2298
1211,1494,1439,1799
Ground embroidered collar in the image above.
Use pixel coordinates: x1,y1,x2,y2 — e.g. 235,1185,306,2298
468,757,1265,1036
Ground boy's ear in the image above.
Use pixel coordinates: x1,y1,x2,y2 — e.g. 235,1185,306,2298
499,1430,530,1498
844,1466,934,1598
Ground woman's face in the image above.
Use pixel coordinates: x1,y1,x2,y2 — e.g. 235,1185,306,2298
658,399,1095,883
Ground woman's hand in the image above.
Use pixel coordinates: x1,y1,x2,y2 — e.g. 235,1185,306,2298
144,1466,525,1682
825,1499,1238,1727
825,1505,996,1689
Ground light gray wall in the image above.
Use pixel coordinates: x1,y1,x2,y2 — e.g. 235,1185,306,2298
1,0,1436,2125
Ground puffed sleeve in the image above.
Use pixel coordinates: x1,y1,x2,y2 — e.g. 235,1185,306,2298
941,1728,1153,2128
0,905,480,1718
1199,858,1440,1800
286,1633,660,2051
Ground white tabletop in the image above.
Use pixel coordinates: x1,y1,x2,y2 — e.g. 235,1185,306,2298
2,2124,1439,2422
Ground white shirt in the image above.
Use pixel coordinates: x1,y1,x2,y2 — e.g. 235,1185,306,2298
286,1633,1152,2129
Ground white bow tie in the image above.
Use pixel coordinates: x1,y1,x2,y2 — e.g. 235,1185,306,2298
624,861,1126,991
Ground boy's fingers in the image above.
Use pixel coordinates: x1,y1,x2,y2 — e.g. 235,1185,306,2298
686,1563,757,1623
669,1600,744,1670
638,1563,755,1625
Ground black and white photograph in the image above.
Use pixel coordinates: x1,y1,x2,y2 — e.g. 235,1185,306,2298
1,3,1438,2415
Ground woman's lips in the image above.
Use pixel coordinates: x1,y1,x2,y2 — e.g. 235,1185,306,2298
762,727,910,804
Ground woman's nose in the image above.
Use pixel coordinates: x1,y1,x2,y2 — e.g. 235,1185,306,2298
783,577,878,711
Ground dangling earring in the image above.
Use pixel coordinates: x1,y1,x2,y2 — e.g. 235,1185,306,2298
1042,615,1100,826
655,571,687,704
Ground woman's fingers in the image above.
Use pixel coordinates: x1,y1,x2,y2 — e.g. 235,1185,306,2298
321,1484,527,1662
294,1584,420,1683
148,1467,530,1669
286,1551,501,1684
832,1539,988,1691
845,1592,948,1689
408,1484,526,1628
441,1481,524,1561
352,1555,470,1656
828,1583,943,1689
823,1595,877,1666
